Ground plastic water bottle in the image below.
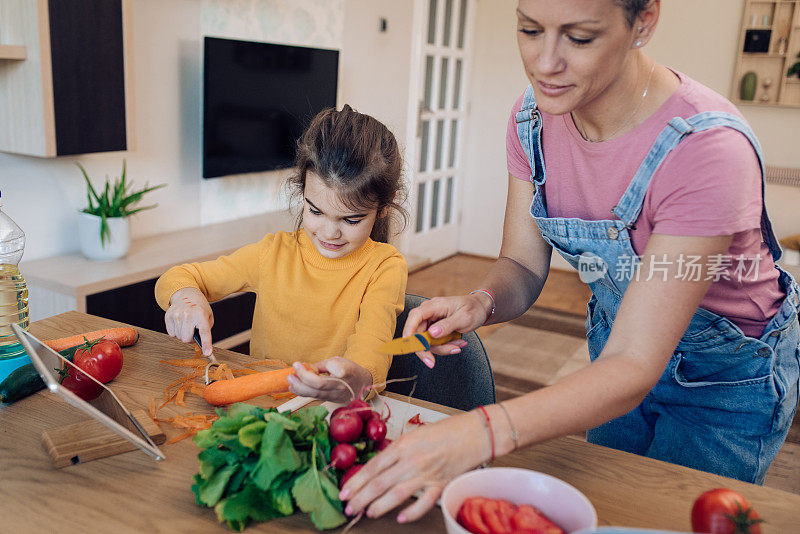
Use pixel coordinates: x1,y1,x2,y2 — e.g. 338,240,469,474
0,190,29,375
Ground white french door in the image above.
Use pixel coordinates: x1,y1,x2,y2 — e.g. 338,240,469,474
404,0,475,262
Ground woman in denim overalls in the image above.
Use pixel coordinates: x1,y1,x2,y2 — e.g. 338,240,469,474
341,0,800,522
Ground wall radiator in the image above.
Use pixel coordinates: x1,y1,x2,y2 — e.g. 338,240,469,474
766,165,800,188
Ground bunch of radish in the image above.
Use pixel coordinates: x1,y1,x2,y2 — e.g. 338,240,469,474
328,398,392,489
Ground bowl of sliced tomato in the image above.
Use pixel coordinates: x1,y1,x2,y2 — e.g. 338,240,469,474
441,467,597,534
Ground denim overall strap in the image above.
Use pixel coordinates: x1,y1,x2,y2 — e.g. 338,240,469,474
514,85,546,185
610,112,783,261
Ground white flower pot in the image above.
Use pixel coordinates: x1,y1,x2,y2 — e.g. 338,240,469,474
78,212,130,261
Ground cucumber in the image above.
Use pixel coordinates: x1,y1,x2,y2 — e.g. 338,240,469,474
0,345,81,404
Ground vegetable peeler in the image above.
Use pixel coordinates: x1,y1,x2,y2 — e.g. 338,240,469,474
376,331,463,355
193,329,220,385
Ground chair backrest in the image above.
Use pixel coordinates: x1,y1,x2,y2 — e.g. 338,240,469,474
385,294,495,411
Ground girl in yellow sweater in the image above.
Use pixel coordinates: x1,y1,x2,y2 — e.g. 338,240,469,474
155,106,408,402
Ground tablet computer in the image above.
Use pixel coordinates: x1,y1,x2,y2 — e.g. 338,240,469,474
11,323,165,462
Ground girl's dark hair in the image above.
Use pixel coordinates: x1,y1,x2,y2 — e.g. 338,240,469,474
615,0,650,27
286,105,408,243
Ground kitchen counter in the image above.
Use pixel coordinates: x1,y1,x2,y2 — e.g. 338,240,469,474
2,311,800,532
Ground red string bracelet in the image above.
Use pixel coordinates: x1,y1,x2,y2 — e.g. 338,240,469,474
477,405,495,463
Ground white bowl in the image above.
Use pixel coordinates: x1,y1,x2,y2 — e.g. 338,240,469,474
441,467,597,534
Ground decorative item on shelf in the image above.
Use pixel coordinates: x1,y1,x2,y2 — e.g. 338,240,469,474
77,161,166,261
777,36,788,56
760,77,773,103
740,71,758,101
762,14,771,27
788,53,800,79
744,29,772,53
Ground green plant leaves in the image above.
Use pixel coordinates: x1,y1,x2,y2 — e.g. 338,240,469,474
191,403,346,531
76,160,166,246
291,463,346,531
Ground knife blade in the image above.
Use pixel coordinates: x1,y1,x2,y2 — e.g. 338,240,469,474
376,331,462,355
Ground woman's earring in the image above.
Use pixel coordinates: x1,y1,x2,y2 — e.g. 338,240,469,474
635,40,643,47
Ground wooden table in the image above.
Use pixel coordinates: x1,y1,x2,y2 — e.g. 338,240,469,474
2,311,800,533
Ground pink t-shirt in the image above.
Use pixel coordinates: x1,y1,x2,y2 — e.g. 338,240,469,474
506,71,783,337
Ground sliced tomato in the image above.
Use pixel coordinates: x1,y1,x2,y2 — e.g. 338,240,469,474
511,504,565,534
480,499,515,533
457,497,492,534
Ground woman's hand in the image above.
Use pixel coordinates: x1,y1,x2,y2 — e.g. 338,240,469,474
339,410,489,522
401,295,487,367
164,287,214,355
287,357,373,403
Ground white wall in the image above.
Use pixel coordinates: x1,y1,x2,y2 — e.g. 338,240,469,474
458,0,528,258
458,0,800,258
2,0,345,262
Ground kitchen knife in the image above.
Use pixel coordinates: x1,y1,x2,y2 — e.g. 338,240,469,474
376,331,462,355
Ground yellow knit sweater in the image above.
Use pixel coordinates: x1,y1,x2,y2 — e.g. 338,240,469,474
154,229,407,385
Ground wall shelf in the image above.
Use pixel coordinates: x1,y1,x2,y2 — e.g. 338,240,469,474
0,44,26,60
732,0,800,107
0,0,134,157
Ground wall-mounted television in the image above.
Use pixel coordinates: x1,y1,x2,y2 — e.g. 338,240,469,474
202,37,339,179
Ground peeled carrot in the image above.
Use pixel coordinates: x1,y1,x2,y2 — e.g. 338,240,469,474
202,364,311,406
45,327,139,352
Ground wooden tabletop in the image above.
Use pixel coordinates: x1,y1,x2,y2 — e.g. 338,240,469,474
2,311,800,533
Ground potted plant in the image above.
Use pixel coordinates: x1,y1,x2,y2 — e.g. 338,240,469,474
787,53,800,79
77,161,166,261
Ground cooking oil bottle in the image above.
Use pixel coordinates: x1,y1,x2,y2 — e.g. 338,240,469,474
0,190,29,377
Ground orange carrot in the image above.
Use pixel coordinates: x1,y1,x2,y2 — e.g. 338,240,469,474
203,365,311,406
45,327,139,352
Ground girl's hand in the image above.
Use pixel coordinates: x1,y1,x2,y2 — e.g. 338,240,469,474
164,287,214,355
401,295,486,367
287,357,373,403
339,410,489,522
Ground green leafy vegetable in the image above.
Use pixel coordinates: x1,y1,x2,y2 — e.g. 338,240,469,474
191,403,346,531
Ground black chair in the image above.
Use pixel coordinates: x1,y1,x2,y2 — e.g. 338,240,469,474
385,294,495,411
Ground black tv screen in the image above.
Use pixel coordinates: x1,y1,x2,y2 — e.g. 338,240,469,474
203,37,339,178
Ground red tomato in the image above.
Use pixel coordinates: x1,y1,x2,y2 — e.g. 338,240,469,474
511,504,565,534
691,488,763,534
60,365,104,401
74,340,123,383
480,499,515,533
457,497,492,534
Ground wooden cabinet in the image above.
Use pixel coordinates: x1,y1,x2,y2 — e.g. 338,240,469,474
732,0,800,107
0,0,134,157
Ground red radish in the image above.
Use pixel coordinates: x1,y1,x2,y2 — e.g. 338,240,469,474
340,464,364,489
330,443,357,470
347,399,373,421
365,417,387,442
330,409,363,443
374,438,392,451
330,406,347,419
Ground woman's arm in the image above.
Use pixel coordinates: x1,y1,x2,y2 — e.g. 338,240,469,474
341,232,733,522
401,174,553,358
